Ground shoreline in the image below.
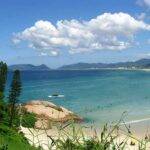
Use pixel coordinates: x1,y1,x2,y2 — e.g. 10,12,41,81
10,68,150,71
22,100,150,132
120,117,150,125
21,100,150,149
20,118,150,150
55,68,150,71
23,100,83,129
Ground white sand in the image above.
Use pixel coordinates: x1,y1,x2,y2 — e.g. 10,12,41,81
20,121,150,150
21,100,150,149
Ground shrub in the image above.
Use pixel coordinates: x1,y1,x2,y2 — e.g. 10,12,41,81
0,124,39,150
22,112,37,128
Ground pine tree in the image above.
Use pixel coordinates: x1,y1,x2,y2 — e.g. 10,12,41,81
8,70,22,127
0,62,8,99
0,62,8,122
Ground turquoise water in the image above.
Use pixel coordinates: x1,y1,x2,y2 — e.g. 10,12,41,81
7,70,150,126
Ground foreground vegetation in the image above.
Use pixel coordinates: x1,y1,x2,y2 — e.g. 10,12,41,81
18,118,150,150
0,61,37,150
0,124,40,150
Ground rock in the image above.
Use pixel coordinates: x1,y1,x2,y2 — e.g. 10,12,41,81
35,118,52,129
23,100,83,129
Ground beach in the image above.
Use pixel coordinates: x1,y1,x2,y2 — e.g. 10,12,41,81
20,118,150,150
20,100,150,150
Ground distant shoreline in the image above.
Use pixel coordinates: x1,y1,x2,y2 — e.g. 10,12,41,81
57,68,150,71
8,58,150,71
8,68,150,71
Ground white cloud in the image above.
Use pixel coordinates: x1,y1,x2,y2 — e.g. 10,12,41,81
136,0,150,7
40,52,48,56
137,12,146,20
144,0,150,6
13,12,150,56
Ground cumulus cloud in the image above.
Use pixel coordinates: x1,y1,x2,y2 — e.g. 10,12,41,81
13,12,150,56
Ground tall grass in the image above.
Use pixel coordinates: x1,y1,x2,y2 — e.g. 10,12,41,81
22,116,150,150
2,110,149,150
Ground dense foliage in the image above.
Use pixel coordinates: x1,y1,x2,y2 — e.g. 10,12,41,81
0,124,40,150
22,112,37,128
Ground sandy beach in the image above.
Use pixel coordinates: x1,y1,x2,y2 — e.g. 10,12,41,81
20,123,150,150
20,115,150,150
20,100,150,149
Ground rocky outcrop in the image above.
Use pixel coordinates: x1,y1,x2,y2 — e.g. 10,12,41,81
23,100,83,129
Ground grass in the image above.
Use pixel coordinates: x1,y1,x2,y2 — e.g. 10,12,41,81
1,121,150,150
0,124,40,150
49,123,126,150
17,119,150,150
22,112,37,128
0,105,38,150
1,112,150,150
52,123,150,150
21,118,150,150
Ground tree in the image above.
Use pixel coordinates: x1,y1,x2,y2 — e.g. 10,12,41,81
0,62,7,99
8,70,22,127
0,62,8,122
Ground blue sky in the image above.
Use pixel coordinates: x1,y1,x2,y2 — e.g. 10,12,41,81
0,0,150,68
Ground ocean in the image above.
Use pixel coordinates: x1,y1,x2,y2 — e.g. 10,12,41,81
6,69,150,126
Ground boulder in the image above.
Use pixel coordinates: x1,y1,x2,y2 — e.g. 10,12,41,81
23,100,83,129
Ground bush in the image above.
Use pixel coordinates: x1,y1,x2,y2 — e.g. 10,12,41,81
22,112,37,128
0,124,39,150
1,105,37,128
